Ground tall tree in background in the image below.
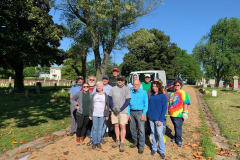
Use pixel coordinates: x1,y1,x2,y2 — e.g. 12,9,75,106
121,28,178,78
52,0,163,80
0,0,65,91
193,17,240,84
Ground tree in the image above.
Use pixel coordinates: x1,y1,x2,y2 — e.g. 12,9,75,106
0,0,65,91
42,66,50,74
52,0,163,80
0,68,14,79
173,48,203,80
61,46,82,80
193,17,240,84
121,28,178,78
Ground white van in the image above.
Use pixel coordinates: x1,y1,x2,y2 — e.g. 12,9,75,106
129,70,167,87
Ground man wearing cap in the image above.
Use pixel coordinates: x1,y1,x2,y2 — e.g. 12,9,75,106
141,74,152,92
109,76,131,152
109,68,119,87
69,76,84,136
87,75,113,146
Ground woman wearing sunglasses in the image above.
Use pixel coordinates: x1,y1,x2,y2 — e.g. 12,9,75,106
148,81,167,159
168,80,190,147
71,82,92,145
89,81,110,149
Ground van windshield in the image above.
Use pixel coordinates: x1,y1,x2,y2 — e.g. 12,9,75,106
130,73,155,83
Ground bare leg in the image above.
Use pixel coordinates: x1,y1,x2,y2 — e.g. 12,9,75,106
120,124,126,143
114,123,120,140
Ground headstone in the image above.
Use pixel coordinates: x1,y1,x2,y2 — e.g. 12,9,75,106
225,84,229,89
58,76,59,83
1,83,2,86
209,79,215,88
36,85,40,94
63,83,65,86
44,73,46,84
72,81,75,86
33,82,35,86
30,82,32,86
54,82,57,87
54,93,57,100
36,82,42,90
61,89,65,93
218,81,223,88
25,89,29,98
233,76,239,91
203,84,208,88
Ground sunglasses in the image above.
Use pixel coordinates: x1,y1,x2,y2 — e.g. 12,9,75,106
118,80,124,81
175,85,180,86
83,86,89,88
89,79,95,81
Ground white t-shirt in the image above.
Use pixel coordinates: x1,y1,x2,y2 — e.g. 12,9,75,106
93,93,105,117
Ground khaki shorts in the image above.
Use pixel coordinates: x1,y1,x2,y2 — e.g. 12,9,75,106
111,112,128,125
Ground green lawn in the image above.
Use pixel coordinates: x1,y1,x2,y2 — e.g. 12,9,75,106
200,87,240,159
0,86,72,154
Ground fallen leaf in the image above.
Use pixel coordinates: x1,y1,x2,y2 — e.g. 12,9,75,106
72,152,78,155
17,150,21,154
109,156,113,159
48,153,56,156
234,143,240,147
0,146,3,148
0,134,3,136
58,149,61,151
67,145,72,147
56,155,63,158
12,141,18,144
183,147,189,150
125,152,130,154
102,151,108,153
31,156,37,159
63,151,69,155
87,148,91,151
83,148,86,150
20,139,26,143
10,136,14,139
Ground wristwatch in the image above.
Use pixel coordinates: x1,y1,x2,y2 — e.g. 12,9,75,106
183,111,186,113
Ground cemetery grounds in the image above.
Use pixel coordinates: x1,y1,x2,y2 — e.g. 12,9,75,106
0,84,239,160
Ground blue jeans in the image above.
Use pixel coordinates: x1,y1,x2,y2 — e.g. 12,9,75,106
149,119,165,153
170,117,184,143
130,110,145,149
92,116,105,144
90,120,106,140
163,118,167,135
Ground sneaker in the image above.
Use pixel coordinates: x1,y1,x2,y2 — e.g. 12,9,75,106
92,144,96,149
138,148,144,154
87,140,93,146
119,143,124,152
160,153,165,159
80,137,85,145
76,137,80,146
104,132,109,137
97,143,102,148
130,139,137,148
151,150,156,155
112,139,120,148
177,142,182,147
70,132,75,136
101,139,106,144
171,138,175,143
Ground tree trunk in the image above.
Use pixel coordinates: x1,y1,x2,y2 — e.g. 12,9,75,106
95,52,110,81
14,64,24,92
81,47,88,80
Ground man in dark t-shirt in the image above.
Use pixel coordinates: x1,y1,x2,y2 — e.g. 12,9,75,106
109,68,119,87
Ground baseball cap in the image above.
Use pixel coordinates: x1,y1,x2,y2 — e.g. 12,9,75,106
77,76,84,80
113,68,119,72
117,76,124,81
102,75,109,80
145,74,151,78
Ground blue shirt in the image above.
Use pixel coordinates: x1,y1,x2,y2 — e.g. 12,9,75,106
69,84,82,96
128,88,148,116
92,84,112,95
148,93,167,122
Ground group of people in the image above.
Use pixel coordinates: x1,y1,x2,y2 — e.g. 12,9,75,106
69,68,191,159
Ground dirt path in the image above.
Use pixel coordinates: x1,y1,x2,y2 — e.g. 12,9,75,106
27,85,201,160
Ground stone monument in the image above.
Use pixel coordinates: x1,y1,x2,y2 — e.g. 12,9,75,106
209,79,215,88
8,76,12,88
218,81,223,89
233,76,239,91
25,89,29,98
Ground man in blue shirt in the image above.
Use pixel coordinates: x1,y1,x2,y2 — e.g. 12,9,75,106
69,76,84,136
128,79,148,154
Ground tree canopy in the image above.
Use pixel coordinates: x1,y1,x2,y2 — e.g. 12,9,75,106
52,0,163,80
0,0,65,91
193,17,240,84
120,28,178,78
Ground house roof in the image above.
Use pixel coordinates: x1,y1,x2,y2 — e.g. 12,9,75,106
50,67,62,70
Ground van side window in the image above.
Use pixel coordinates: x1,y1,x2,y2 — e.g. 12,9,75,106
156,73,159,79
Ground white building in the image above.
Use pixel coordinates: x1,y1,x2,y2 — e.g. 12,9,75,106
50,67,62,80
39,72,50,78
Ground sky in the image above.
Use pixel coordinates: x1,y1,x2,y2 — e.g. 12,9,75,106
49,0,240,66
